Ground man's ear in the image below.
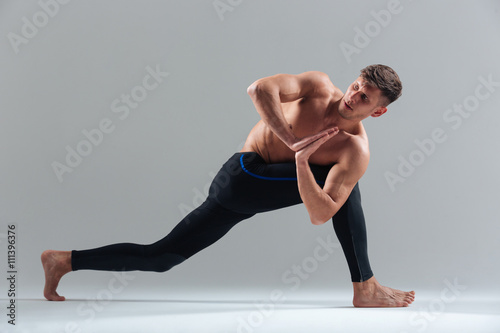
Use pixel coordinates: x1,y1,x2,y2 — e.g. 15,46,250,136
371,106,387,118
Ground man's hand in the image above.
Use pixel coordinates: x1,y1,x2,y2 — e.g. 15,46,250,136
294,127,339,159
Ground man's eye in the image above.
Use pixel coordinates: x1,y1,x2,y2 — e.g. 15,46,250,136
362,95,368,101
354,85,358,90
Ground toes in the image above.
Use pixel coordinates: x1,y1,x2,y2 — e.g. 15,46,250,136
404,296,414,305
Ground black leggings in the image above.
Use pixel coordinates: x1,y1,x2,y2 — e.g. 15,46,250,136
72,152,373,282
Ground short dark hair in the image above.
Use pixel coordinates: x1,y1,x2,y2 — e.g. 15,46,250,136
360,64,402,106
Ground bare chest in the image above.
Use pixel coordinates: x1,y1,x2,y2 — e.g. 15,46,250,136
258,101,349,165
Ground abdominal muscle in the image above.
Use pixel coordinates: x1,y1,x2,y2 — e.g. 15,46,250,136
240,121,294,164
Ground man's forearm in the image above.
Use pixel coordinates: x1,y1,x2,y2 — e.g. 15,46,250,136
247,83,296,147
296,159,338,225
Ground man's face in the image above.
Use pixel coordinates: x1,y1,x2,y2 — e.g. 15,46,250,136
338,77,387,120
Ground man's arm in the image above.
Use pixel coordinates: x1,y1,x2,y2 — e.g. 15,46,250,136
247,71,332,151
295,132,369,225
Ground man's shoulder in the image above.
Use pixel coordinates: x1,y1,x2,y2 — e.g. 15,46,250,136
299,70,330,81
315,128,369,169
338,130,370,164
297,71,342,100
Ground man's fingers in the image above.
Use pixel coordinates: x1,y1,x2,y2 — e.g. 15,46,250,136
295,130,335,160
315,127,338,138
305,128,338,145
290,127,339,152
304,127,338,144
298,130,336,155
303,131,333,148
312,127,339,143
325,127,339,136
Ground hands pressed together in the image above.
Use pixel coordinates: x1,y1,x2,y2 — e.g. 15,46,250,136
291,127,339,161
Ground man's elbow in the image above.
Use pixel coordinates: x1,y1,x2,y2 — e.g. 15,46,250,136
246,79,275,98
309,214,333,226
310,218,327,226
247,78,265,96
309,208,338,226
247,81,259,97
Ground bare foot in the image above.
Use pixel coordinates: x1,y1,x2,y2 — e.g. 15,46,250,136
352,276,415,307
41,250,72,301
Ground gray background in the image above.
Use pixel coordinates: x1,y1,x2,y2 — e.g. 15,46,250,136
0,0,499,301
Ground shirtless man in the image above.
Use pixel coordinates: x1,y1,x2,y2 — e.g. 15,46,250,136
42,64,415,307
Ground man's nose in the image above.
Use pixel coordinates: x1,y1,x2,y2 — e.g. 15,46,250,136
350,92,360,103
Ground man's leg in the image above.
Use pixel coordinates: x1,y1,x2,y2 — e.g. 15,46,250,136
333,183,415,307
42,198,253,300
71,199,254,272
332,183,373,282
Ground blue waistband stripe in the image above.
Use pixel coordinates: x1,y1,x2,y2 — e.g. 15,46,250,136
240,154,297,181
240,154,325,185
